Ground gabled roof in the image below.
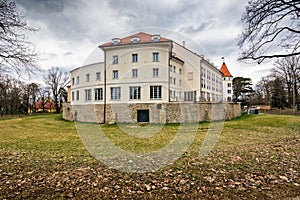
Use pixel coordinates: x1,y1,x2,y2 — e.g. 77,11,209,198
99,32,171,47
220,62,232,77
35,102,55,109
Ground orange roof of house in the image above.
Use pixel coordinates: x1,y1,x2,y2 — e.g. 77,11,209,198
220,62,232,77
35,102,55,109
99,32,171,47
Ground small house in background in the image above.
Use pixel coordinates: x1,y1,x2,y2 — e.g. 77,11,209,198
29,101,55,113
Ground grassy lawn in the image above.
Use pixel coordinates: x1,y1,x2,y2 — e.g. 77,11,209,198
0,114,299,199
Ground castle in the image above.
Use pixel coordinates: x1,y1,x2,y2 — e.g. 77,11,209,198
63,32,240,123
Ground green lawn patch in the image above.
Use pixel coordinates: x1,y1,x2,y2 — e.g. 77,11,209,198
0,114,299,199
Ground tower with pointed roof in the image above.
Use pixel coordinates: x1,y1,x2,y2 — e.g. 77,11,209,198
220,61,233,101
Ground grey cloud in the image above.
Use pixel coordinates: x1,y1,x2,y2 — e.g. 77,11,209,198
180,21,215,34
105,0,199,30
64,52,72,56
16,0,89,41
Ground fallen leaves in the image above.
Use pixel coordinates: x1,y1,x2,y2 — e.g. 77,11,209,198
0,139,299,199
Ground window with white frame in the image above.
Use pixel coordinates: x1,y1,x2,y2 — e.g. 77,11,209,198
178,91,182,99
96,72,101,80
153,52,159,62
184,91,195,101
132,69,138,78
113,70,118,79
113,55,118,64
94,88,103,101
111,87,121,100
76,90,79,100
170,90,175,99
132,53,138,62
86,74,90,82
72,91,74,101
85,89,91,101
188,72,193,80
153,68,159,77
150,86,162,99
129,86,141,99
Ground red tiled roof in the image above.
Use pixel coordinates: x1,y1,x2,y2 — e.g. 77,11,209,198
99,32,171,47
220,62,232,77
35,102,55,109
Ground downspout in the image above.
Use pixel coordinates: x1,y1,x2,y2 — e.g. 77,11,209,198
168,42,173,102
103,51,107,124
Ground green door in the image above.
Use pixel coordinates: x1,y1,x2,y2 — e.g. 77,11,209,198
137,110,149,122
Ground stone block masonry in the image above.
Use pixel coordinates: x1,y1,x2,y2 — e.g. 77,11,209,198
62,102,241,124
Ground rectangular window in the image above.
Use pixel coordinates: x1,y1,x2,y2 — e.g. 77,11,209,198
188,72,193,80
173,77,176,85
72,78,74,85
132,53,138,62
227,83,231,87
72,91,74,101
153,68,159,77
86,74,90,82
111,87,121,100
85,89,91,101
113,70,118,79
76,90,79,101
129,86,141,99
94,88,103,101
179,79,182,86
153,52,159,62
76,76,79,84
178,91,182,99
150,86,162,99
96,72,101,80
113,55,118,64
227,90,232,94
132,69,138,78
184,91,195,101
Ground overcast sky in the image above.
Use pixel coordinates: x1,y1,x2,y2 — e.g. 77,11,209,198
15,0,273,84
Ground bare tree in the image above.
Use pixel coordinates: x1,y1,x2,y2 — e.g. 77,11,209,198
272,56,300,107
38,86,49,112
44,67,69,114
0,0,39,75
238,0,300,63
255,75,275,105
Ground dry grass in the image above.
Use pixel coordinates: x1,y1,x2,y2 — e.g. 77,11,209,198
0,114,299,199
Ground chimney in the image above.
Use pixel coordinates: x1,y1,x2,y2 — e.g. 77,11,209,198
182,41,185,47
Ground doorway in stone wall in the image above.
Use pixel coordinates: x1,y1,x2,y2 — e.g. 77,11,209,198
137,109,149,122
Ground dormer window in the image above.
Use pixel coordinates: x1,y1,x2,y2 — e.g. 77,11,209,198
112,38,121,45
151,34,160,42
131,37,140,43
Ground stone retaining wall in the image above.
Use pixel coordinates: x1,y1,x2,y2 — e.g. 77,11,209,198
62,102,241,124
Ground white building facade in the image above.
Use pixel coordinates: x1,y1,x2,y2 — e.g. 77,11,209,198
65,32,240,123
70,32,232,107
